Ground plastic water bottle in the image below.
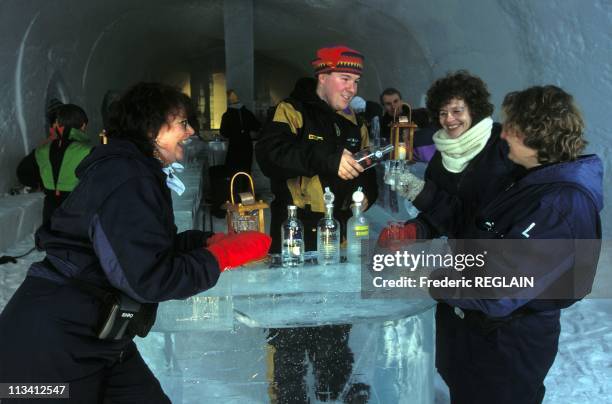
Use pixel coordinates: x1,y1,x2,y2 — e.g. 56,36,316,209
346,187,370,264
317,188,340,265
281,205,304,267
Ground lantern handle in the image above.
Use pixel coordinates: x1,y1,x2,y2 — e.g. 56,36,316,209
229,171,255,205
392,102,413,124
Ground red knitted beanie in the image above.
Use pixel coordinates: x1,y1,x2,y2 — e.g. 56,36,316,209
311,45,364,76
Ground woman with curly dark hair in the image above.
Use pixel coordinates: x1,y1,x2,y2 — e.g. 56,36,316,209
377,71,524,401
429,85,603,403
378,70,522,241
0,82,270,402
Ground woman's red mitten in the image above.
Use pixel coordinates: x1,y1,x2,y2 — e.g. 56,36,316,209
207,231,271,271
206,232,228,246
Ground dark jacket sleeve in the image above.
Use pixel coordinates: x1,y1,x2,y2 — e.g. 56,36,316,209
255,102,342,180
175,230,214,252
91,177,221,303
434,190,598,317
16,150,41,188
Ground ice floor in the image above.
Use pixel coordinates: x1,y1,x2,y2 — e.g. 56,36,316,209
0,150,610,403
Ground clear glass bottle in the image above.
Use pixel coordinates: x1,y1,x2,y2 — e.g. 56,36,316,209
353,143,394,170
317,188,340,265
281,205,304,267
346,188,370,264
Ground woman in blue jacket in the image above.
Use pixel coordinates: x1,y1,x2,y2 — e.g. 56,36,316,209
433,85,603,403
0,83,270,402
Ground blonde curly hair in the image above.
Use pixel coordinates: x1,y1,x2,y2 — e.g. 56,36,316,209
502,85,586,164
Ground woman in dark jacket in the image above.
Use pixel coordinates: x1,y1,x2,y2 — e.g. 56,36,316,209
376,71,521,402
379,70,522,241
431,85,603,403
0,82,270,402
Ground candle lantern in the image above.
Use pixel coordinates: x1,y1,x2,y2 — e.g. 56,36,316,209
224,172,269,234
389,103,418,162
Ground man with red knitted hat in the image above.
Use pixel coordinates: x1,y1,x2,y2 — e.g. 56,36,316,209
256,45,376,403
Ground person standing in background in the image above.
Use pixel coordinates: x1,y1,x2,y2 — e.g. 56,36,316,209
379,87,436,162
379,87,406,142
220,89,261,175
17,104,92,224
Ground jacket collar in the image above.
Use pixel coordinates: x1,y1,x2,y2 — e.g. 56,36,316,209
66,128,90,142
518,154,603,211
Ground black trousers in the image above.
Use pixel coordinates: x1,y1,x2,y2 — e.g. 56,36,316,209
0,276,170,403
268,203,363,403
435,303,559,404
267,325,354,403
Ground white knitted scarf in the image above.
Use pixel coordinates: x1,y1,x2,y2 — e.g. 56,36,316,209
432,117,493,173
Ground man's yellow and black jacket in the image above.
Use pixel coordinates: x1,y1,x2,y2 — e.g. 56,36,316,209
255,83,378,227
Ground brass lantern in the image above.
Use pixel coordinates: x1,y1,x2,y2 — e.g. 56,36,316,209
389,102,418,162
224,172,269,234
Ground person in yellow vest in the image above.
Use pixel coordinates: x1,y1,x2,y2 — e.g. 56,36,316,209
17,104,91,224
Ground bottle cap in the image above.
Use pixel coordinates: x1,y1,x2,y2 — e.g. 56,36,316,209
352,188,365,204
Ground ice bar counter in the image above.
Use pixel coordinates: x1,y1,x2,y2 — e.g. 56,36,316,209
137,256,436,403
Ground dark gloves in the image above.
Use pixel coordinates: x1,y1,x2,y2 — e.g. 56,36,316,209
377,222,419,249
207,231,271,271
